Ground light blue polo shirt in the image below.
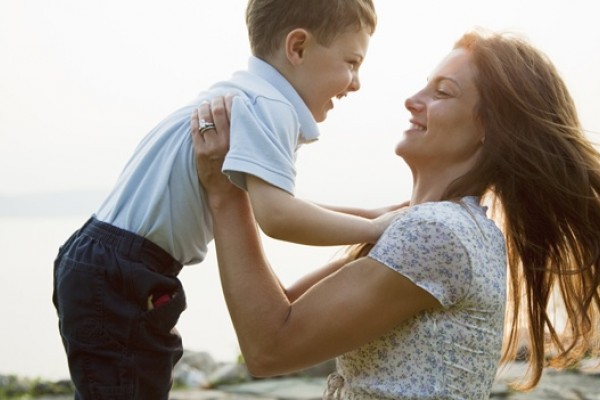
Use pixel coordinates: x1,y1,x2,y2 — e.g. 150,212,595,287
95,56,319,265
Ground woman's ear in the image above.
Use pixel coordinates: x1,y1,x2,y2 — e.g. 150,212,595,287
285,28,310,65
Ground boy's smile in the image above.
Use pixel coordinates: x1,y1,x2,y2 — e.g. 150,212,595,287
288,28,371,123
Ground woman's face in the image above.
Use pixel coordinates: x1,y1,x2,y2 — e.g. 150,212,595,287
396,48,484,172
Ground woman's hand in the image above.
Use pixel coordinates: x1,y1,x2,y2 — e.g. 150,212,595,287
191,96,241,208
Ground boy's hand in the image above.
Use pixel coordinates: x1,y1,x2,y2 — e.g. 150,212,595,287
370,207,406,241
364,202,410,219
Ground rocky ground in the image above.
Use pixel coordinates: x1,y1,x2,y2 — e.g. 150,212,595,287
168,361,600,400
3,351,599,399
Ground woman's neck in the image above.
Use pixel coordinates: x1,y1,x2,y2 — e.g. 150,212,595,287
407,151,483,206
409,165,470,206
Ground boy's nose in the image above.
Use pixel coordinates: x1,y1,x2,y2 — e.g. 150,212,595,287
348,73,361,92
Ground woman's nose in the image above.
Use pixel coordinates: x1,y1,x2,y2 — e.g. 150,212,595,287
405,95,424,113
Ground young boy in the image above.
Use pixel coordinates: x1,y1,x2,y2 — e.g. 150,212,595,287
53,0,388,398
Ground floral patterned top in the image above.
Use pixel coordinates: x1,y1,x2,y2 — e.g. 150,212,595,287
325,197,507,399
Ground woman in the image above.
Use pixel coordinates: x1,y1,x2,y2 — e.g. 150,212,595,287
191,29,600,399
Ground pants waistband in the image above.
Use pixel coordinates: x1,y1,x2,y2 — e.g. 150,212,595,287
80,217,183,276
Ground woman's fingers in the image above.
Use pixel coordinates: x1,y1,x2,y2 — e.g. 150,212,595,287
190,95,233,167
225,95,233,116
190,109,200,138
209,97,230,149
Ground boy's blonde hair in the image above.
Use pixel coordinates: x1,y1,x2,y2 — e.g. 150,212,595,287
246,0,377,59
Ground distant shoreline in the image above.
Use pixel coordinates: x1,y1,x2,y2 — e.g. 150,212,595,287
0,190,105,217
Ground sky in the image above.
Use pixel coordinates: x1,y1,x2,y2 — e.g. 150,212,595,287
1,0,599,208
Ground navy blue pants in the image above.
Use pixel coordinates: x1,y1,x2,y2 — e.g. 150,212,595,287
53,217,186,399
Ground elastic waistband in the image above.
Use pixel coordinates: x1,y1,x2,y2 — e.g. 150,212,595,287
79,217,183,276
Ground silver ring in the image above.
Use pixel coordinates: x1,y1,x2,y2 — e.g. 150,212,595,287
199,119,216,135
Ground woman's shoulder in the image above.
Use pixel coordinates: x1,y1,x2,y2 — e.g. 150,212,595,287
379,200,472,248
390,197,499,243
400,199,471,225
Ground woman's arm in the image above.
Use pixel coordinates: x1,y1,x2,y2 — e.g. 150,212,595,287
192,100,439,377
284,253,351,302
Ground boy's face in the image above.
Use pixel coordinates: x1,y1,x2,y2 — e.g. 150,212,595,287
293,28,371,122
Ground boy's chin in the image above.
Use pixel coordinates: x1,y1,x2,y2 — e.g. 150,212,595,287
314,110,328,123
310,103,333,123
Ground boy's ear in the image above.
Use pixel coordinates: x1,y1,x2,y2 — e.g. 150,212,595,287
285,28,310,65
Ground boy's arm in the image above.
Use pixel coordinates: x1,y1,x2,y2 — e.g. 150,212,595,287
317,202,409,219
247,175,397,246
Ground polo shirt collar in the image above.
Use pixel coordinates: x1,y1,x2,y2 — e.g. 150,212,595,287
248,56,320,142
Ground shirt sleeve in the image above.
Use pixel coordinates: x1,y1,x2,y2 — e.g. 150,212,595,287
222,96,299,195
369,213,473,308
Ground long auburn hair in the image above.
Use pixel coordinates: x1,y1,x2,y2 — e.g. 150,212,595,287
350,29,600,390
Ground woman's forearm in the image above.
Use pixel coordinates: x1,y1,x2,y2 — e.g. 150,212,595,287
191,101,300,375
207,189,294,374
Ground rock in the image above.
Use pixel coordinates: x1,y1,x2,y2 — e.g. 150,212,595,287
205,363,252,388
174,349,251,389
0,375,74,398
577,357,600,375
175,363,210,388
174,350,219,388
178,350,220,372
5,352,600,399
